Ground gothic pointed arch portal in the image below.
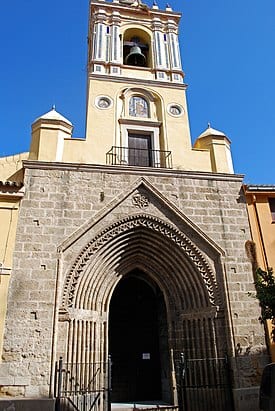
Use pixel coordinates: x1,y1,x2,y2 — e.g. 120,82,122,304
57,214,228,404
109,272,170,402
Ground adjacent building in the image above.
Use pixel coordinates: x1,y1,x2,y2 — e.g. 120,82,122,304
0,154,26,360
244,185,275,360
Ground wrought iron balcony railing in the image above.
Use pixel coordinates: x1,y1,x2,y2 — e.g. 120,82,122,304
106,146,172,169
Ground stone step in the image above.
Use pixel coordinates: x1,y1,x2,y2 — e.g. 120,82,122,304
111,403,178,411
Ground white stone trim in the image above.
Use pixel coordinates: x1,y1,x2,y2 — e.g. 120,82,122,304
95,95,113,109
0,265,12,275
167,103,184,117
56,133,64,162
90,73,187,89
119,120,160,165
226,143,234,174
154,31,168,69
168,32,181,70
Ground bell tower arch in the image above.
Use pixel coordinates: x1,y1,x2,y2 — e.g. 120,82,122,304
123,30,150,67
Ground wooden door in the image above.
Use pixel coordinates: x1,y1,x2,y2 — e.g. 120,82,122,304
128,133,152,167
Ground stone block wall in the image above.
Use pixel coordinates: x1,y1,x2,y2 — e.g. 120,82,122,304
0,162,267,410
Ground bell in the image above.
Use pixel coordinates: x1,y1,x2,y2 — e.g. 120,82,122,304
125,45,146,67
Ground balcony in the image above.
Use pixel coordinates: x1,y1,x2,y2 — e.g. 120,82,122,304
106,146,172,169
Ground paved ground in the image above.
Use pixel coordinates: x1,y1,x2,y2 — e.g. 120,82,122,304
111,402,177,411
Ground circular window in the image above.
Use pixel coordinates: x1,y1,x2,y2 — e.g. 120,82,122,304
168,104,184,117
96,96,112,109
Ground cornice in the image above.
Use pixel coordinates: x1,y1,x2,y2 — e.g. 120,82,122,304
89,73,188,90
0,181,25,199
118,118,162,127
0,181,23,188
90,1,182,21
23,160,244,182
244,184,275,193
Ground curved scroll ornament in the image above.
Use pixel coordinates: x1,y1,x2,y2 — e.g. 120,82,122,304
62,215,220,309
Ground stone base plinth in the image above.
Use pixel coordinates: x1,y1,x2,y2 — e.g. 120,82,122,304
0,398,55,411
233,387,260,411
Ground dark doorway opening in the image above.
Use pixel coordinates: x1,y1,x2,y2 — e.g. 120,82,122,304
109,272,170,403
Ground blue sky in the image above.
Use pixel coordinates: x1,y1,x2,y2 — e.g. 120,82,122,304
0,0,274,183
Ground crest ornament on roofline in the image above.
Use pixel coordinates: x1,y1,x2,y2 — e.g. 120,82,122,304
119,0,148,9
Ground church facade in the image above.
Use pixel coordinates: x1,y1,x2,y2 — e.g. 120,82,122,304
0,1,268,410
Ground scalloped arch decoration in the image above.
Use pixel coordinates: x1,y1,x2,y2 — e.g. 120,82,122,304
62,214,220,309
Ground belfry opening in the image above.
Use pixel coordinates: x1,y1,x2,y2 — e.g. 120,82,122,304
109,271,171,404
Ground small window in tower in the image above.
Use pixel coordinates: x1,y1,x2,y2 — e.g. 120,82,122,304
129,96,149,118
268,198,275,222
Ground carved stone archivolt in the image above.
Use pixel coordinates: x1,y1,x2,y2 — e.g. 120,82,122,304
62,214,220,310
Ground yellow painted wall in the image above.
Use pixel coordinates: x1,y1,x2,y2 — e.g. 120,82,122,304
0,155,25,361
26,0,233,174
245,189,275,360
0,199,21,360
0,153,28,182
68,77,212,171
246,192,275,270
0,200,20,268
29,77,231,173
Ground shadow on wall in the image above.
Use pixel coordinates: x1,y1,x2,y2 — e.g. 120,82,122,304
231,347,270,411
0,399,55,411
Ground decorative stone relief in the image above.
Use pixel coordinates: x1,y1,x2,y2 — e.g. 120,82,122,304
132,193,149,208
95,95,112,109
167,103,184,117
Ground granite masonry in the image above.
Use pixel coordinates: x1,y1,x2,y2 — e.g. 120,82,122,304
0,161,268,411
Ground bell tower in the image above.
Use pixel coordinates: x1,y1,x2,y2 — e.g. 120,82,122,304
84,0,233,173
28,0,234,172
88,0,183,82
85,0,190,168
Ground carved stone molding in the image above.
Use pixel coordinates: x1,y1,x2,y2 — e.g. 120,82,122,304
132,193,149,208
58,307,71,322
62,214,219,309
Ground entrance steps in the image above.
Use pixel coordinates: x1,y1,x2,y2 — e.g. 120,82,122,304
111,403,178,411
